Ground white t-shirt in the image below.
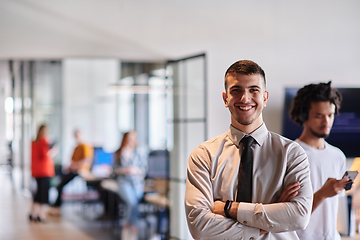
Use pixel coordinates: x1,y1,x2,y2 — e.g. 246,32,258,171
296,140,346,240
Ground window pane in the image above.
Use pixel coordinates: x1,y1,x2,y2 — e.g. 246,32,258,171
186,57,205,119
149,77,167,150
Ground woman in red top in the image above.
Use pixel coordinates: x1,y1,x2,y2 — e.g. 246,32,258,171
29,124,55,222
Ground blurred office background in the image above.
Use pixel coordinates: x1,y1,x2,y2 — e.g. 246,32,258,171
1,1,360,239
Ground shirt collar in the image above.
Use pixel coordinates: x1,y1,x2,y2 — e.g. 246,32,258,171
229,123,268,148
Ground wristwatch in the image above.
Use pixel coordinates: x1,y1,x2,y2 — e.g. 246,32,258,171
224,200,233,218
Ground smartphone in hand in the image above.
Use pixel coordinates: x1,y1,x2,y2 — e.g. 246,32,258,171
342,171,359,191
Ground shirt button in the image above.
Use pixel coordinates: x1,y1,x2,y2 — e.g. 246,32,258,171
243,221,247,225
249,237,254,240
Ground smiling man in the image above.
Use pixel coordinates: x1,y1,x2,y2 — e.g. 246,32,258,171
185,60,313,239
289,82,350,240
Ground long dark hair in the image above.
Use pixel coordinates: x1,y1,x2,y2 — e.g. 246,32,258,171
35,124,47,142
114,131,132,165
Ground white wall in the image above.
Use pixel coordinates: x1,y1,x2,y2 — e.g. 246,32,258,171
203,2,360,138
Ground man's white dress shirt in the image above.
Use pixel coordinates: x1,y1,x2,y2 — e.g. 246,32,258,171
185,124,313,239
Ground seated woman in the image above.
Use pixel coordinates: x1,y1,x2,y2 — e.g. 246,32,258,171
113,131,147,239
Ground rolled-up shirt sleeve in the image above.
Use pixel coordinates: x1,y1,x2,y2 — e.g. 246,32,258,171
185,146,260,240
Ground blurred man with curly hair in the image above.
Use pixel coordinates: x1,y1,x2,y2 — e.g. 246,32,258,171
289,81,351,240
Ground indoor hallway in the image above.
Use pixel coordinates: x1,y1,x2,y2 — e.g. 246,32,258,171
0,167,113,240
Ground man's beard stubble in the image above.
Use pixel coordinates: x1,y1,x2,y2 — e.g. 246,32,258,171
310,127,330,139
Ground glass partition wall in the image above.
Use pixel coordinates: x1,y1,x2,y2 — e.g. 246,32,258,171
1,60,63,193
166,54,207,240
116,62,168,152
1,56,207,240
117,55,207,239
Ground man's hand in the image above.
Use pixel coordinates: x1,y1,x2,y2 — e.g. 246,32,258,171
277,182,300,203
312,177,351,212
319,177,350,198
213,200,226,216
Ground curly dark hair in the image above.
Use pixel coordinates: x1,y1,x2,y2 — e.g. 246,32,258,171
289,81,342,126
224,60,266,90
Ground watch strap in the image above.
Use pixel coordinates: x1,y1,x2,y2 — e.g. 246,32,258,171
224,200,233,218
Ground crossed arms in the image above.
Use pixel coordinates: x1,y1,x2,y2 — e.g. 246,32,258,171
185,146,313,239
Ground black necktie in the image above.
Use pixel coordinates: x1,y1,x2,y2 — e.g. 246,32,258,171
236,136,255,203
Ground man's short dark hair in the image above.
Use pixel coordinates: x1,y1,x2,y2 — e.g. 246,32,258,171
224,60,266,90
289,81,342,126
